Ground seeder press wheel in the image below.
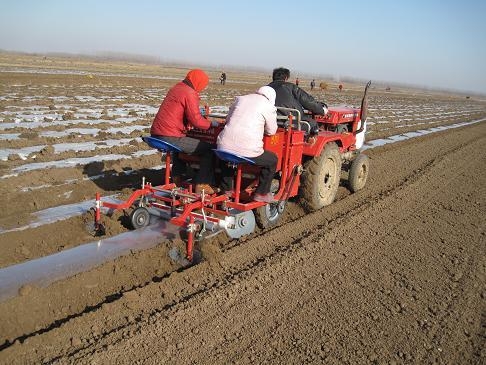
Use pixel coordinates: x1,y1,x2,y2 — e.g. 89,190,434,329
254,200,286,228
130,207,151,229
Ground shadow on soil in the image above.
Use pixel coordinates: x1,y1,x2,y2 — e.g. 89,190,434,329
83,161,167,191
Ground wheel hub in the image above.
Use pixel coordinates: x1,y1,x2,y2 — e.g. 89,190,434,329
224,209,256,239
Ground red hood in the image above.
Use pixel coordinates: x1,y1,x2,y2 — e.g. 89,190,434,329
185,69,209,92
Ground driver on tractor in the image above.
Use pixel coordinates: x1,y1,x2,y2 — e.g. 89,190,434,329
268,67,328,135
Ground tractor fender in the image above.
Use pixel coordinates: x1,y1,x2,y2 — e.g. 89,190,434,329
302,132,346,157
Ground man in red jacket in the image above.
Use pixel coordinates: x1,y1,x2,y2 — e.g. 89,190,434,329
151,69,216,194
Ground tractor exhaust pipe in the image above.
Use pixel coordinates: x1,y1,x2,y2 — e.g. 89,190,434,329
354,81,372,135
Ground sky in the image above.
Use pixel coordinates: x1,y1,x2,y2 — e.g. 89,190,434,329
1,0,485,94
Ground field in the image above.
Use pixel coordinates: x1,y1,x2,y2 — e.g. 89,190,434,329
0,53,485,364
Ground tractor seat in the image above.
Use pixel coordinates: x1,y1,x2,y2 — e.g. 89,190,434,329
213,149,255,165
142,136,182,153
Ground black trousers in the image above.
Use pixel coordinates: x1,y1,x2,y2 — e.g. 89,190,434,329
220,150,278,194
151,135,215,185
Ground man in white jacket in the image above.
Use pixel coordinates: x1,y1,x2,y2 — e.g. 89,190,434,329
217,86,278,203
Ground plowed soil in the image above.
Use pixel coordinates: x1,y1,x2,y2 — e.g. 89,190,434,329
0,53,485,364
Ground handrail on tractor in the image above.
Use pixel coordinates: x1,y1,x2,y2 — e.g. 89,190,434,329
208,107,303,131
275,107,302,131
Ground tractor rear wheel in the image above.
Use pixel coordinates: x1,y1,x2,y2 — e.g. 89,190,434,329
348,153,369,193
300,142,342,212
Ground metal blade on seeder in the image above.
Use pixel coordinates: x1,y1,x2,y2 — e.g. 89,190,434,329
86,220,106,237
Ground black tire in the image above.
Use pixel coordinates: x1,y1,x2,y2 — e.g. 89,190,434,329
300,142,342,212
130,207,150,229
254,200,286,229
348,153,369,193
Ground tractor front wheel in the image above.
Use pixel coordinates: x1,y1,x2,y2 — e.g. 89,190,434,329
300,142,342,212
348,153,369,193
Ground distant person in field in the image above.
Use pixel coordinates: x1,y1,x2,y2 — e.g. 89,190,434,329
220,72,227,85
217,86,278,203
310,79,315,90
295,77,299,86
268,67,328,135
150,69,217,194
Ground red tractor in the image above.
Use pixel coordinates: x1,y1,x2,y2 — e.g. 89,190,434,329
93,81,371,261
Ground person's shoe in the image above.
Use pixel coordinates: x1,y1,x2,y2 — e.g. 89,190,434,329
253,192,276,203
195,184,215,195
